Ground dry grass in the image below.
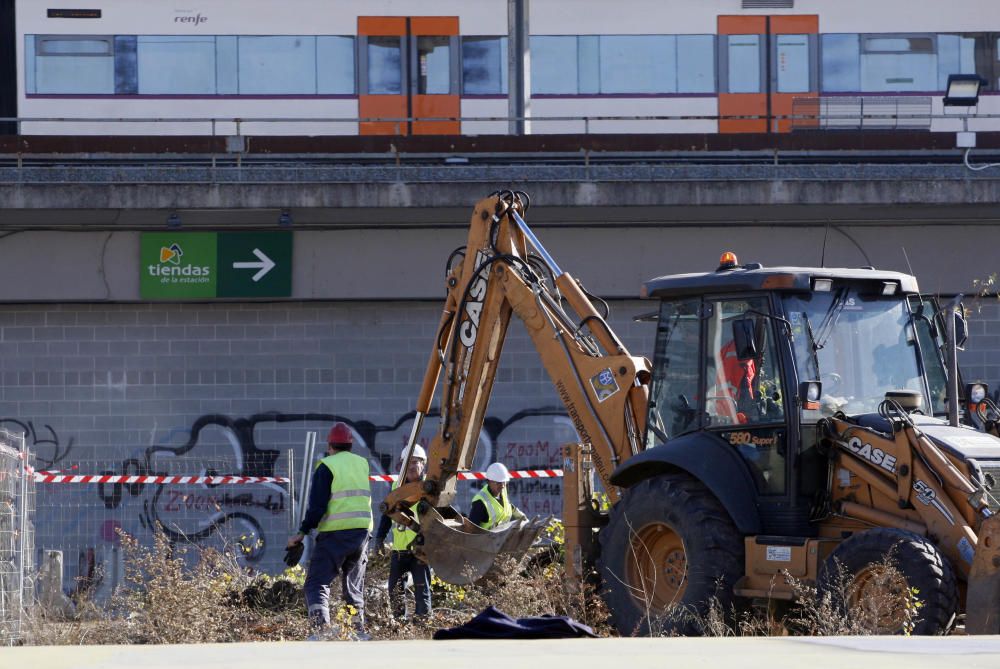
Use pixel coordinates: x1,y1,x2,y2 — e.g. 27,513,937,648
24,524,609,644
24,531,311,645
362,548,612,640
677,558,925,638
22,524,927,644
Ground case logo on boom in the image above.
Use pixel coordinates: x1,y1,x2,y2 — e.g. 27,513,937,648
459,250,491,348
846,435,897,474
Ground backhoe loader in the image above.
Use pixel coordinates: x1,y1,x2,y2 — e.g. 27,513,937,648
382,191,1000,635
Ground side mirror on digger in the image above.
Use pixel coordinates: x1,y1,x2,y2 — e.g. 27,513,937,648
799,381,822,411
954,310,969,350
732,318,759,361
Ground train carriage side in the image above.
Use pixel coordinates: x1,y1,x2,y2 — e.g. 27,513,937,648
10,0,1000,136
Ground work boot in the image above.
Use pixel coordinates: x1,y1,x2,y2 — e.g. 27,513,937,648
306,625,341,641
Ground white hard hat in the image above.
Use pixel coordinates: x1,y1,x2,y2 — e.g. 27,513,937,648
401,444,427,462
485,462,511,483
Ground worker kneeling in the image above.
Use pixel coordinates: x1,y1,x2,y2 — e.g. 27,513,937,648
469,462,527,530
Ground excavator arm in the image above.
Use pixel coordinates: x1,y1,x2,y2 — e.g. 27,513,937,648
382,192,651,583
822,401,1000,632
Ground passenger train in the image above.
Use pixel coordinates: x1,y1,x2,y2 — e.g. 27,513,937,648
3,0,1000,136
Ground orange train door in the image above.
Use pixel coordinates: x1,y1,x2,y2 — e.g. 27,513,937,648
718,15,818,133
358,16,460,135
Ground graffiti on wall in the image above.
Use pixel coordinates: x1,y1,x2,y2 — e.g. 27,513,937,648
19,406,577,598
0,419,74,468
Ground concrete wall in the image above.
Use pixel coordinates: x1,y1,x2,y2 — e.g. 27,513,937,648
0,221,998,301
5,294,998,593
2,299,653,590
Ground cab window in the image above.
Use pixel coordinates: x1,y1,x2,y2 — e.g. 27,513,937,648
647,299,701,442
704,296,787,494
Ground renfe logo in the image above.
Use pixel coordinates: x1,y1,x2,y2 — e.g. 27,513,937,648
174,13,207,25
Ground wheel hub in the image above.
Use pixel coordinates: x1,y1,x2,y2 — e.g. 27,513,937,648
850,564,912,633
625,522,687,613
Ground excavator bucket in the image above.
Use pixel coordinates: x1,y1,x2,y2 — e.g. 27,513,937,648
967,513,1000,634
413,506,550,585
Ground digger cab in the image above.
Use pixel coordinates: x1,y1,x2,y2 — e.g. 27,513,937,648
630,254,953,536
604,254,1000,635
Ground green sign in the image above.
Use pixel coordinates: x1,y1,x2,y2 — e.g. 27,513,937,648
141,232,292,299
141,233,218,299
218,232,292,298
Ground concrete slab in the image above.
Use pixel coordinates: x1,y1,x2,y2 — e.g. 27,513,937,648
6,636,1000,669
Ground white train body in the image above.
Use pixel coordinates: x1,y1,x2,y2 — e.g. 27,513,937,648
9,0,1000,135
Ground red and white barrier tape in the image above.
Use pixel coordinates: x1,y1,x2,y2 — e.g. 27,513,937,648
33,473,290,485
368,469,564,483
32,468,565,485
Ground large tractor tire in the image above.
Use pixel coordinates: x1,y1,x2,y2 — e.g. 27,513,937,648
817,528,957,635
597,472,744,636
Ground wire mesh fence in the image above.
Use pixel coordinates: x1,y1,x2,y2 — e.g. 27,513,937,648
26,436,564,611
31,455,296,607
0,430,34,646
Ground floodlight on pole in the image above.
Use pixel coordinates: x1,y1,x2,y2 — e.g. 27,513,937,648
943,74,988,151
943,74,986,108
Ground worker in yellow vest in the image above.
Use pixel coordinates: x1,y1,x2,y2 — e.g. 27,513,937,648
469,462,527,529
287,422,372,638
373,443,432,618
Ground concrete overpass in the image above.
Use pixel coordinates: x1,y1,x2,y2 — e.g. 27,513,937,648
1,160,999,300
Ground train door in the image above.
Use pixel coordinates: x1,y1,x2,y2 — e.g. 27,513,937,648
358,16,460,135
718,15,818,133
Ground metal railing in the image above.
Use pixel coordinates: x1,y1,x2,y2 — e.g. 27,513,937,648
0,431,34,646
2,110,997,137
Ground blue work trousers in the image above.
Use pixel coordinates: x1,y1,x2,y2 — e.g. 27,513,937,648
303,528,369,630
389,550,432,617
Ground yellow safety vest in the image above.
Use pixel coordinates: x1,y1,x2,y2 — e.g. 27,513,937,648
390,479,420,551
316,451,373,533
472,485,513,529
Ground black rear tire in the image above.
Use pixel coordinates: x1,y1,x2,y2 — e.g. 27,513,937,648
597,472,744,635
817,528,957,635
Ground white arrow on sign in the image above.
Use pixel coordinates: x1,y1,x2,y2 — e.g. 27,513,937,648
232,248,276,282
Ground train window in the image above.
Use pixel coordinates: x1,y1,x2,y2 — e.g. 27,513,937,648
531,36,578,94
416,36,451,94
776,34,810,93
726,34,762,93
367,36,404,95
820,33,861,92
216,36,239,95
137,36,216,95
31,35,114,94
821,33,973,93
599,35,676,94
936,35,977,89
863,36,934,54
238,36,317,95
578,36,600,94
317,37,356,95
461,37,508,95
37,37,112,56
677,35,716,93
532,34,716,95
114,36,138,95
861,34,936,91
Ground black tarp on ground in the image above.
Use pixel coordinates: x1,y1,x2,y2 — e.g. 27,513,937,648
433,606,597,640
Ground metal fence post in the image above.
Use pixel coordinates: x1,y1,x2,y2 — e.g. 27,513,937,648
287,448,295,532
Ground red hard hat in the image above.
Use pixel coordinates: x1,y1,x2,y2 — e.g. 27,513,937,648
327,422,353,446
